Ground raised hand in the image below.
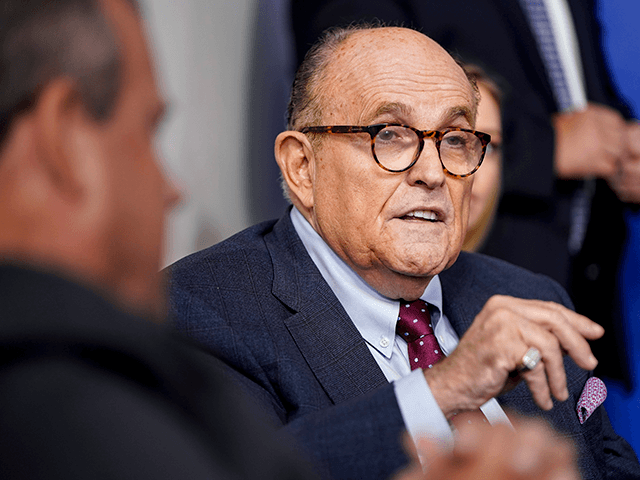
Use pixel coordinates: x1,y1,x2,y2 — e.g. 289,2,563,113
608,121,640,204
424,295,604,415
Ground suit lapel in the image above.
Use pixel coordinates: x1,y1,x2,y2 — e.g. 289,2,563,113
265,212,388,404
439,252,486,337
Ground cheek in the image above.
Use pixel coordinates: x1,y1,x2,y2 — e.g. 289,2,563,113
312,151,399,257
313,168,373,241
314,148,383,219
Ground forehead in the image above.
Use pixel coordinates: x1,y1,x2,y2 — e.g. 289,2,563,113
318,28,477,127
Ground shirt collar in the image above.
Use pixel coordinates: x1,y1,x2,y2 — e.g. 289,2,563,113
290,207,444,359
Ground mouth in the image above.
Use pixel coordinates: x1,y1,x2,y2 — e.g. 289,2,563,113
399,210,441,222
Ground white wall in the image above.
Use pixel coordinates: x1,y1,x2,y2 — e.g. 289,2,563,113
144,0,257,267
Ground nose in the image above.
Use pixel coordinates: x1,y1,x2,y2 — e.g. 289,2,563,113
405,138,446,188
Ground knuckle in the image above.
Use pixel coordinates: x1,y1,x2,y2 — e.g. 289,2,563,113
541,332,561,351
485,294,506,308
543,301,568,323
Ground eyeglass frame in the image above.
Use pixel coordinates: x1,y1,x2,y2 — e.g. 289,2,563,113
300,123,491,178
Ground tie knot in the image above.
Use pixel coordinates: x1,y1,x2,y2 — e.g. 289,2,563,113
396,299,433,342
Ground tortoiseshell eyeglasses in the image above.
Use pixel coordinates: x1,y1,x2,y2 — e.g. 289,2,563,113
300,124,491,178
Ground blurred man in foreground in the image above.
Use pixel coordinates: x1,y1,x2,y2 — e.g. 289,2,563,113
0,0,313,478
168,25,640,480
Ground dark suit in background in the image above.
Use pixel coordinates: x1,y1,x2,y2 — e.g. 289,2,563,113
168,211,640,480
290,0,632,385
0,265,313,480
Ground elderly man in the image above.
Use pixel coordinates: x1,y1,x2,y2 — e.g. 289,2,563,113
0,0,314,478
291,0,640,388
167,26,640,480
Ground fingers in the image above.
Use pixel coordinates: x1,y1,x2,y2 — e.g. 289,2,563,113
626,121,640,156
521,365,554,410
608,151,640,203
503,418,578,480
507,299,603,340
553,103,628,179
516,327,567,408
429,296,601,416
409,418,580,480
503,298,601,408
480,296,601,407
505,299,601,371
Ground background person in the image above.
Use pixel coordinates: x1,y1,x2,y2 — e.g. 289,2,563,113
462,66,503,252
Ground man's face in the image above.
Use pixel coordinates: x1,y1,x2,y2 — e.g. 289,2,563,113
306,28,477,300
87,0,178,315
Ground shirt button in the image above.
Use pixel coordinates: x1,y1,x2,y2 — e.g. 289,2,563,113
380,336,390,348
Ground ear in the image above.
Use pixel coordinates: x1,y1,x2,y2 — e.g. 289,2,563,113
274,130,316,210
32,78,91,202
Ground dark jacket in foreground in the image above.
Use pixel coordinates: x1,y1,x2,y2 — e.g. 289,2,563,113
168,212,640,480
0,265,313,480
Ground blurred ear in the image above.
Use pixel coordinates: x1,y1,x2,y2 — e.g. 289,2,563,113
33,78,93,202
274,130,316,210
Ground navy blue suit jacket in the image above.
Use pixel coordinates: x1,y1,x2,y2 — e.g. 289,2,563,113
168,211,639,480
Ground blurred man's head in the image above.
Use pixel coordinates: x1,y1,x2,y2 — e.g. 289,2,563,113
0,0,179,317
276,26,486,300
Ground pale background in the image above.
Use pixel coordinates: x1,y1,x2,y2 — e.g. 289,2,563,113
145,0,291,268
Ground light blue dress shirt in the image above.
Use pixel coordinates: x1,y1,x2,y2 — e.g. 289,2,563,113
290,208,511,449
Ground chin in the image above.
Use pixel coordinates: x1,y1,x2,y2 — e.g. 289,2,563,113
393,245,454,274
115,279,165,321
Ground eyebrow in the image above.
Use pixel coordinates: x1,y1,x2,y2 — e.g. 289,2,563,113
445,105,476,127
360,102,414,125
360,102,476,128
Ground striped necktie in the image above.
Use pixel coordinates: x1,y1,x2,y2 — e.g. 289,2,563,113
518,0,592,254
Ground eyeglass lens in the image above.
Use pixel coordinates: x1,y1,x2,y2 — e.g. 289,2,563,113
373,126,483,175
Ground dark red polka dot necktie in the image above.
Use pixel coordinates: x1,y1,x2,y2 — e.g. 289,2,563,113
396,299,488,428
396,299,445,371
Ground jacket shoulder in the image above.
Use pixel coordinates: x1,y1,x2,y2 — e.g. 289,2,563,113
445,251,573,307
166,219,278,287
